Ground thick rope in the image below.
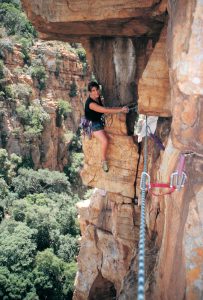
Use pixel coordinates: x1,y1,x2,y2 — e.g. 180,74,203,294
137,116,148,300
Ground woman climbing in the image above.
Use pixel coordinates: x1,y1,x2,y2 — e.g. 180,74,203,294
85,81,129,172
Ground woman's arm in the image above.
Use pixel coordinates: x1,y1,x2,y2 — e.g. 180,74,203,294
89,102,129,114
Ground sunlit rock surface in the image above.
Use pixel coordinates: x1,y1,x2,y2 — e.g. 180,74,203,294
168,0,203,155
21,0,167,39
75,188,140,299
138,25,171,116
80,114,138,198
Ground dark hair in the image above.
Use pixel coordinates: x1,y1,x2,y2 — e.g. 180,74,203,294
88,81,100,92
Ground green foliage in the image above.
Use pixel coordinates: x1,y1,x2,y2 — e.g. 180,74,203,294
33,249,76,299
0,178,9,199
90,72,97,82
0,3,37,38
0,0,20,9
19,155,34,169
66,152,84,184
4,85,14,100
0,59,4,79
30,65,46,90
54,56,61,78
53,234,78,263
63,261,77,297
0,151,80,299
18,37,32,65
12,168,71,198
0,38,13,60
0,149,22,184
58,100,72,118
56,100,72,127
16,104,50,138
4,83,32,102
75,47,86,63
69,80,77,98
0,221,38,299
75,47,87,76
0,131,8,147
0,267,38,300
0,220,37,272
83,188,94,200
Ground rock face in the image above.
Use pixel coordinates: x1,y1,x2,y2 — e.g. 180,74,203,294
22,0,203,299
75,188,140,300
0,40,88,170
168,0,203,155
81,114,138,198
21,0,167,39
138,25,171,116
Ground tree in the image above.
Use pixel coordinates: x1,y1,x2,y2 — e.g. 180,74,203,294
0,220,38,299
12,168,71,198
33,249,68,300
0,149,22,184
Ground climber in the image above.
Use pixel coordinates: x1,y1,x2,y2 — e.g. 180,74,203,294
85,81,129,172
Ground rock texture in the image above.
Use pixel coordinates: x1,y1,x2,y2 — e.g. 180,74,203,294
0,40,88,170
81,114,138,198
168,0,203,155
75,188,140,300
21,0,167,39
138,25,171,116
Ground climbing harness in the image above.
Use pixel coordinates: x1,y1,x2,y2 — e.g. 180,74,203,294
137,116,148,300
80,116,93,138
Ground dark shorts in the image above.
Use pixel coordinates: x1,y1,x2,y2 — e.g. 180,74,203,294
92,120,104,132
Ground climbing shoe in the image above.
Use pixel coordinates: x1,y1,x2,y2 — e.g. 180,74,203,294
102,160,109,172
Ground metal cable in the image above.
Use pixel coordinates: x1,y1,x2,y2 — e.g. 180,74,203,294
137,116,148,300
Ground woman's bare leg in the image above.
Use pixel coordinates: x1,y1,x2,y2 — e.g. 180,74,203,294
92,130,108,161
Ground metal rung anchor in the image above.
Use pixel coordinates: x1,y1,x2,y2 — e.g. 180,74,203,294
140,172,151,191
170,171,187,191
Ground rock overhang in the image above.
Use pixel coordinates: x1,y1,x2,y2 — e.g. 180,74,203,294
21,0,167,40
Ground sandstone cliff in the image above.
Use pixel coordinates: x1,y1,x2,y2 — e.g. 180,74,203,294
0,38,88,170
22,1,203,299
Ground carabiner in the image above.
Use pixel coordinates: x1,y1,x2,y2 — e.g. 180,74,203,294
140,172,151,191
170,171,187,191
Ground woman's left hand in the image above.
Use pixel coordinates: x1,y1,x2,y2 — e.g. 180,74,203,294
121,106,129,113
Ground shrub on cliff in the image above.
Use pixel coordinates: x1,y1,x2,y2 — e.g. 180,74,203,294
0,149,22,184
4,83,32,102
0,59,4,79
30,65,47,90
56,99,72,127
16,104,50,138
0,2,37,38
69,80,77,98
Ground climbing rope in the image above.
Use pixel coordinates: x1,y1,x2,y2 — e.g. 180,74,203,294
137,115,148,300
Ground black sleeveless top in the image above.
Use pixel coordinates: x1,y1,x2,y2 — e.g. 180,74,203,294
85,96,103,122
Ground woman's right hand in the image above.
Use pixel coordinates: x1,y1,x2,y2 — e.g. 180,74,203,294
121,106,129,113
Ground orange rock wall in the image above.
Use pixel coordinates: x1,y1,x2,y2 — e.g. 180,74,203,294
0,40,88,170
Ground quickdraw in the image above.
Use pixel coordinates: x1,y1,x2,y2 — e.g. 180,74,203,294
140,153,187,196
